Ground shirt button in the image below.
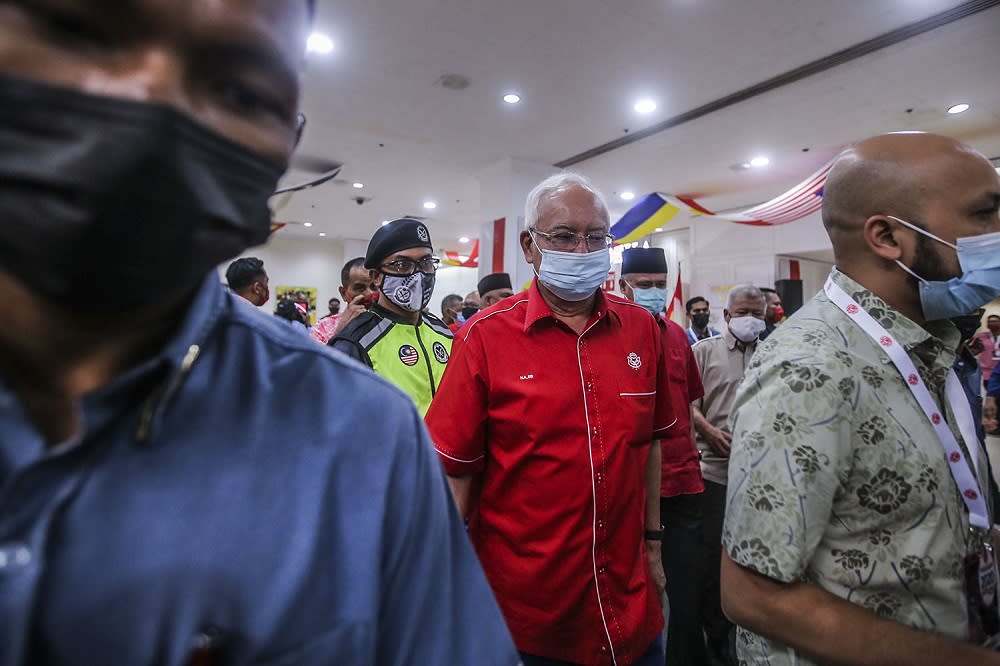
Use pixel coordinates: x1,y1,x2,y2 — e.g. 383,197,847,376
597,520,604,529
0,543,32,571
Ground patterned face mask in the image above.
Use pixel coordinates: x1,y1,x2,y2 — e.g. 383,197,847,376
380,271,436,312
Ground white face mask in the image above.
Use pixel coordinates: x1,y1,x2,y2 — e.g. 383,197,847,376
729,315,766,343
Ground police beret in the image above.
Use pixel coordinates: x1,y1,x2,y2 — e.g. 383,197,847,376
621,247,667,275
364,218,434,269
477,272,512,296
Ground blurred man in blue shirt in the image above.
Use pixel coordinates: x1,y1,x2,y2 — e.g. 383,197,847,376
0,1,517,664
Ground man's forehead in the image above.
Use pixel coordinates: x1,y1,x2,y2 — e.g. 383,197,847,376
537,188,608,229
133,0,308,70
624,272,667,282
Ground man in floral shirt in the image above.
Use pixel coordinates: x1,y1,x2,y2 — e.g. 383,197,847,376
721,133,1000,665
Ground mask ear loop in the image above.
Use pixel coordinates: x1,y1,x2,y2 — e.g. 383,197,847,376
886,215,957,250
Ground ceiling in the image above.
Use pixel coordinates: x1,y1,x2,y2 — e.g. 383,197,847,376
275,0,1000,253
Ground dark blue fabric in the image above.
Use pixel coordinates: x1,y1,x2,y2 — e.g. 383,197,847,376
0,276,517,665
954,346,985,442
988,361,1000,399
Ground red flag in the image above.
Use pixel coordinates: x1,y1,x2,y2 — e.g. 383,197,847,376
666,264,683,323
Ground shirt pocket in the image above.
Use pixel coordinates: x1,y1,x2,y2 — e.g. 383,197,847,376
618,378,656,445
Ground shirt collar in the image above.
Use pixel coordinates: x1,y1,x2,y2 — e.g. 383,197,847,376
829,267,959,352
523,280,620,333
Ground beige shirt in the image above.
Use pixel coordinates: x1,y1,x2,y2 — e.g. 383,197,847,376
692,328,757,485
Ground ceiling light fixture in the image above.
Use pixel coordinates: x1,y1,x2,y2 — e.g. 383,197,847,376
655,227,663,232
459,237,470,243
749,156,770,168
633,99,657,114
947,103,970,114
306,32,334,55
620,191,636,201
303,222,313,227
352,182,364,189
423,201,437,210
503,93,521,105
319,232,327,237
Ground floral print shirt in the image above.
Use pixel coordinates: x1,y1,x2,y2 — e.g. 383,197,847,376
724,268,991,665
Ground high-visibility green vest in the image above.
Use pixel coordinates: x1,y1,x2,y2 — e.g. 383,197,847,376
334,306,453,416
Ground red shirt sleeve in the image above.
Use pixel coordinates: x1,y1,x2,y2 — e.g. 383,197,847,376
425,330,489,476
652,318,678,437
682,330,705,403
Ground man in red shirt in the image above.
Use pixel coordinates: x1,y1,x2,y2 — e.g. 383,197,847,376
619,247,708,666
426,173,674,666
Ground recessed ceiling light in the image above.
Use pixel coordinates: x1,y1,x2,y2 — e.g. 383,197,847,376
319,232,327,237
306,32,334,55
633,99,657,114
620,191,636,201
423,201,437,210
947,103,970,114
381,220,390,226
459,236,470,243
303,222,313,227
655,227,663,232
352,182,364,189
503,93,521,105
749,156,770,168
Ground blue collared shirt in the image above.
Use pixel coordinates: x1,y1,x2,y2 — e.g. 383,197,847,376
0,276,517,665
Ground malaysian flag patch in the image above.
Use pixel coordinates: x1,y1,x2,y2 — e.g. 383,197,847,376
399,345,420,366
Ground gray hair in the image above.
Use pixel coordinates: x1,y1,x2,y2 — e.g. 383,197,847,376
726,284,766,309
524,172,610,230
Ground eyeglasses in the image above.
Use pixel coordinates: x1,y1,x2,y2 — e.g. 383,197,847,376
530,227,614,252
380,257,440,275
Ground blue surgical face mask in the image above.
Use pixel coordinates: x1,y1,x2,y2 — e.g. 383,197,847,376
891,215,1000,321
626,282,668,316
531,234,611,302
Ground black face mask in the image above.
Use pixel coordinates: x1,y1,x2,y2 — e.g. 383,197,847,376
462,306,479,320
0,74,285,313
951,314,983,343
692,312,711,329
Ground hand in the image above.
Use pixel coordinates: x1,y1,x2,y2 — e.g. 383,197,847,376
646,540,666,599
334,293,372,335
703,425,733,458
969,338,985,355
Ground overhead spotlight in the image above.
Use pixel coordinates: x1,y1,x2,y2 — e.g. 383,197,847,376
459,237,470,243
303,222,313,227
947,103,970,114
655,227,663,232
633,99,657,114
503,93,521,105
352,182,364,189
423,201,437,210
306,32,334,55
749,156,770,168
319,232,327,237
620,191,636,201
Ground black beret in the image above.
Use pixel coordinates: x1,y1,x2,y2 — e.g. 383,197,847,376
621,247,667,275
364,218,434,269
477,272,512,296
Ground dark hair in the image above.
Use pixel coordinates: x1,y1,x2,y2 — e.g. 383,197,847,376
341,257,366,287
329,297,341,304
441,294,462,313
760,287,778,296
989,314,1000,321
275,299,305,323
226,257,266,291
685,296,708,313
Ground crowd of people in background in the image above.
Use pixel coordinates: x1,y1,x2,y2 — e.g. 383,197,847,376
4,1,1000,664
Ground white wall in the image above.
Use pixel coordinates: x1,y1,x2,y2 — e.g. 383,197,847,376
433,266,480,318
223,235,345,318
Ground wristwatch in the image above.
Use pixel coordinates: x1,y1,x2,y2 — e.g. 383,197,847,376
644,529,664,541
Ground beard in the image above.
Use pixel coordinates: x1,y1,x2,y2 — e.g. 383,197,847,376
910,232,955,283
